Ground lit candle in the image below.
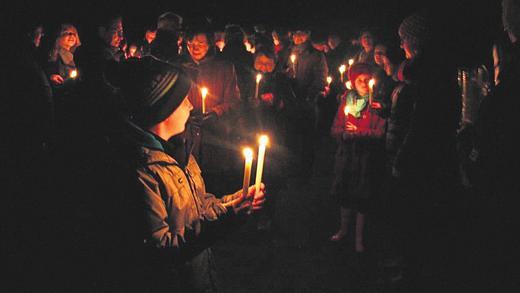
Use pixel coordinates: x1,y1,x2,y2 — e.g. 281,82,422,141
327,76,332,86
69,69,78,79
242,147,254,198
339,64,346,82
290,54,297,78
344,105,350,116
255,73,263,99
201,87,208,114
346,81,352,90
348,58,354,67
368,79,375,105
254,135,269,195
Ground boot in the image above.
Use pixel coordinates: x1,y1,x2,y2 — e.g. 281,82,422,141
330,207,351,241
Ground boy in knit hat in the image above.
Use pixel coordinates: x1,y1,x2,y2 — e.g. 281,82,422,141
121,58,266,292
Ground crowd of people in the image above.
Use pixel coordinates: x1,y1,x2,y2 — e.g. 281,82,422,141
4,0,520,292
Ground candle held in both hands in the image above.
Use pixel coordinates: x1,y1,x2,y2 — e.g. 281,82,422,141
242,148,254,198
254,135,269,195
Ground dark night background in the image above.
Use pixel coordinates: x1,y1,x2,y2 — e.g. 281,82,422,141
10,0,502,66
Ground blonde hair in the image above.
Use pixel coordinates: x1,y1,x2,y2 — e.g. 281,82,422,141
49,24,81,62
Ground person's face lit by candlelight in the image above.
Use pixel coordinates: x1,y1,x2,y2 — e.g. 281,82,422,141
374,44,388,67
400,38,417,60
162,97,193,137
58,25,80,52
101,17,124,49
292,30,309,46
187,33,210,62
354,73,372,96
145,29,156,44
254,54,275,73
360,32,374,52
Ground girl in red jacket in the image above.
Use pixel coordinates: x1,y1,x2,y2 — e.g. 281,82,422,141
329,63,386,252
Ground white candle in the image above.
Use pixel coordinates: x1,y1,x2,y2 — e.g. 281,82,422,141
254,135,269,195
368,79,375,105
69,69,78,79
242,148,254,198
339,64,346,82
201,87,208,114
290,54,297,78
255,73,262,99
346,81,352,90
344,105,350,116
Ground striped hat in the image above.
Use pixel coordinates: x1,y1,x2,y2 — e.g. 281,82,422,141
398,13,431,46
121,57,192,127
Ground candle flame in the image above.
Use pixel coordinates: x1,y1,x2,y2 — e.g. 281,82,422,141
339,64,346,74
369,79,375,89
344,105,350,116
256,73,263,83
201,87,208,99
346,81,352,90
243,147,254,160
326,76,332,85
348,59,354,66
290,54,296,63
70,69,78,79
259,135,269,146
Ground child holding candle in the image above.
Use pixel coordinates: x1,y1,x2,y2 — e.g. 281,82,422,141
329,63,386,252
120,58,266,291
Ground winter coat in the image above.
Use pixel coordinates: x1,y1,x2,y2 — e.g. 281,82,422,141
134,124,243,292
385,82,415,167
181,55,240,117
392,55,461,205
287,42,328,106
330,94,386,209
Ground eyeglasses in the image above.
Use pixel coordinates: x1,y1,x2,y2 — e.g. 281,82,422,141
61,31,76,37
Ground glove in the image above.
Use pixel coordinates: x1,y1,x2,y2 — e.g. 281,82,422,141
188,114,204,128
202,111,218,125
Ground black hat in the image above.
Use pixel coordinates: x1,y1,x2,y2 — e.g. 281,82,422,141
121,57,192,128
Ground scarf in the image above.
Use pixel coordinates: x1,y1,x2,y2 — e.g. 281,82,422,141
346,91,368,118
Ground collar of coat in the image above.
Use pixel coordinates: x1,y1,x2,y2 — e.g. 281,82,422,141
126,120,181,166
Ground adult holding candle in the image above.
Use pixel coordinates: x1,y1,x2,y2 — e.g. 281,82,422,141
329,63,386,253
43,23,81,87
285,27,328,182
250,47,294,230
120,59,266,292
181,22,241,194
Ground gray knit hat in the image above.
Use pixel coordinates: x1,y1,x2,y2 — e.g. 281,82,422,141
121,57,192,128
398,13,431,46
